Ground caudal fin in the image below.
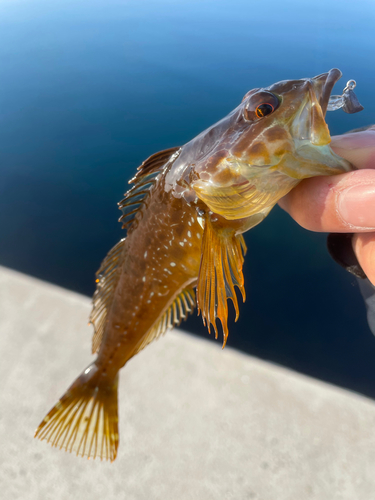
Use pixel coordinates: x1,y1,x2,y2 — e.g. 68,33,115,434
35,365,119,462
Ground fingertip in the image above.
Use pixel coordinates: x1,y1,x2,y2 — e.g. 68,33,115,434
353,233,375,286
278,175,335,231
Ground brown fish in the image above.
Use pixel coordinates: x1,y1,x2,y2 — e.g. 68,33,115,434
35,68,354,461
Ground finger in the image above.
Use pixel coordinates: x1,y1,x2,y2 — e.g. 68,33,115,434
278,169,375,232
353,233,375,286
331,127,375,170
279,129,375,232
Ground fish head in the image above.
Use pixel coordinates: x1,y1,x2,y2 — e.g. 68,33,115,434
257,68,350,177
188,69,353,220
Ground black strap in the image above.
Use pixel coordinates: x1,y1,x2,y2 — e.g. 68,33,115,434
327,233,367,279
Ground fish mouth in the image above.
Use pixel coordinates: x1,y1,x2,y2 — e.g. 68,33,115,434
287,68,353,178
312,68,342,116
291,68,344,147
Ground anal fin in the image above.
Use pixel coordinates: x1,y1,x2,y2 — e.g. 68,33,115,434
134,287,196,355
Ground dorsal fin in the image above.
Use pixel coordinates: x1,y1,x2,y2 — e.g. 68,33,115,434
89,238,126,353
134,286,196,356
90,147,180,354
118,147,181,231
197,216,247,347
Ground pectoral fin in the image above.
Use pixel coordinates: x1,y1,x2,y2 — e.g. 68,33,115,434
197,217,246,347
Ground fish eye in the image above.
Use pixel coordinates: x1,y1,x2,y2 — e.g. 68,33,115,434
244,91,280,121
255,103,274,118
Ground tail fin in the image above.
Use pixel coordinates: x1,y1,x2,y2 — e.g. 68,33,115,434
35,364,119,462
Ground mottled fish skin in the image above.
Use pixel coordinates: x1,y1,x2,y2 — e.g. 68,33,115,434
96,181,203,379
35,68,356,461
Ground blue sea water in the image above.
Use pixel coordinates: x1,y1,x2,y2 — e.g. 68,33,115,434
1,0,375,396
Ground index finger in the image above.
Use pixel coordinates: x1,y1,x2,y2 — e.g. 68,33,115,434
331,127,375,170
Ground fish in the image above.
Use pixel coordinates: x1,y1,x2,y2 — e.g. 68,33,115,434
35,68,358,462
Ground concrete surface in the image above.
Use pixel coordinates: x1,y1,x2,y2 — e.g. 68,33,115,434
1,265,375,500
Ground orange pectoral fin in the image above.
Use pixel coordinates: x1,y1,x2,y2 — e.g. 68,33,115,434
197,217,246,347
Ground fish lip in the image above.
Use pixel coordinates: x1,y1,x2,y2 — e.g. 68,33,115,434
315,68,342,116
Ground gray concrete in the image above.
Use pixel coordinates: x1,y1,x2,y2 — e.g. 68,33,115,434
1,265,375,500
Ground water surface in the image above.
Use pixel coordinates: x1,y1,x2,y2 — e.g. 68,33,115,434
1,0,375,396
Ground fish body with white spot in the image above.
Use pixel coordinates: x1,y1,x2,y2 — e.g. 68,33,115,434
35,69,357,461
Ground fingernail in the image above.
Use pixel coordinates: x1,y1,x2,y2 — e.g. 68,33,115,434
331,129,375,150
338,183,375,228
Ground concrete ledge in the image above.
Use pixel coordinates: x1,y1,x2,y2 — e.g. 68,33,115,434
1,265,375,499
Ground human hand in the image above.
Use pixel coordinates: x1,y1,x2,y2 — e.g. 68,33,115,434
278,126,375,285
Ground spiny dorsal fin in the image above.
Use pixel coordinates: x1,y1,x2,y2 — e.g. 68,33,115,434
118,147,181,231
134,286,196,356
90,238,126,354
197,217,247,347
